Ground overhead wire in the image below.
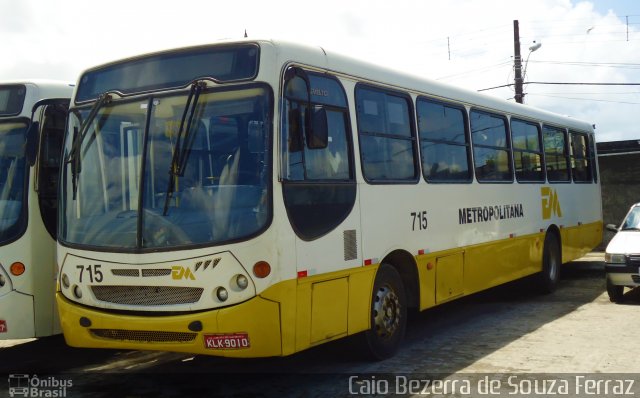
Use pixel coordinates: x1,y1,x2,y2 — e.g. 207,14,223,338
528,94,640,105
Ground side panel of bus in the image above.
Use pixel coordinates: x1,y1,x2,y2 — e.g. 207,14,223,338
0,92,68,338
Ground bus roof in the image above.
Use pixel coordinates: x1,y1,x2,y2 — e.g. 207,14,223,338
0,79,74,100
75,38,594,132
264,39,594,132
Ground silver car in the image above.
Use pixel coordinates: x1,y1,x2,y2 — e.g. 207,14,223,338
605,203,640,302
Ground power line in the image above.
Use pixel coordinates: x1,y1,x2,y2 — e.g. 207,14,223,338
532,91,640,95
478,81,640,92
528,93,640,105
435,60,512,81
529,60,640,69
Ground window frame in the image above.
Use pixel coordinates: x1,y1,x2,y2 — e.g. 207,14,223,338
416,96,473,184
542,124,572,183
469,108,514,184
354,83,420,185
0,117,31,246
280,68,358,241
509,117,545,183
281,70,355,183
569,130,593,184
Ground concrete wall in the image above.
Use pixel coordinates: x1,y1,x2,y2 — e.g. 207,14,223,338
598,152,640,249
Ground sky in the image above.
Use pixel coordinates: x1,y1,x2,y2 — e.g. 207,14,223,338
2,0,640,142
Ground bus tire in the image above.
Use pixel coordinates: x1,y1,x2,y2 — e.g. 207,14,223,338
538,234,560,294
606,279,624,303
361,263,407,360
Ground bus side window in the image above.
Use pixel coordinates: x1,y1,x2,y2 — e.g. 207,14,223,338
355,85,418,182
470,110,512,182
417,97,472,183
569,131,591,182
543,125,570,182
511,118,545,183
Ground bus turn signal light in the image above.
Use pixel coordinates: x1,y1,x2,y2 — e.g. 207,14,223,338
10,262,25,276
253,261,271,278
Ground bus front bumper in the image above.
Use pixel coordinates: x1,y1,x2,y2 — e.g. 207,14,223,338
0,291,35,339
56,293,282,357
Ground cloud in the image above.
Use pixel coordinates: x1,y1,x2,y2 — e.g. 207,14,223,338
1,0,637,141
0,0,33,33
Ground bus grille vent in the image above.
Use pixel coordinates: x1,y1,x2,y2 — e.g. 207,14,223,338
142,269,172,277
343,229,357,261
90,329,197,343
111,269,140,277
91,285,204,306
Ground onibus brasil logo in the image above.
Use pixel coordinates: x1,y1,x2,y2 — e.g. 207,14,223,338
8,374,72,397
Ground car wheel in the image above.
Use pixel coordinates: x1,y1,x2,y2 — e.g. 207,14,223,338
606,279,624,303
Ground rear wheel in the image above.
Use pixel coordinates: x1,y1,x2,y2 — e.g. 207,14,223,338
538,234,560,294
606,279,624,303
361,263,406,360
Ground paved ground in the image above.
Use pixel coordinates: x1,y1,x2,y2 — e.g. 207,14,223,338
1,253,639,397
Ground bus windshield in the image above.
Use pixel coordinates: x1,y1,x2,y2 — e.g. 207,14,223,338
0,120,28,244
60,85,272,250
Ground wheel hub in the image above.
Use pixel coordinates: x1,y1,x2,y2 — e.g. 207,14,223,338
373,284,401,339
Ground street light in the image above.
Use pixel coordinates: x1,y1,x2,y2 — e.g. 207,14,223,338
513,20,543,104
522,41,542,83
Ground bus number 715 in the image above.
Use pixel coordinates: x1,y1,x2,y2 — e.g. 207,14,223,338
411,211,428,231
76,265,104,283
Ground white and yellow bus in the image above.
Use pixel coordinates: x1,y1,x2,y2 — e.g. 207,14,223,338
56,40,601,359
0,80,72,339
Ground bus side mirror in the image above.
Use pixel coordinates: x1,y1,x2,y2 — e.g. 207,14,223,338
606,224,619,232
307,107,328,149
25,121,40,167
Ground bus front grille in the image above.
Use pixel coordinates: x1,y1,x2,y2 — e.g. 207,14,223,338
91,285,204,306
142,269,172,277
90,328,197,343
111,269,140,277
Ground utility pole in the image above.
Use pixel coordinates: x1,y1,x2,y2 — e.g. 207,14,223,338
513,20,524,104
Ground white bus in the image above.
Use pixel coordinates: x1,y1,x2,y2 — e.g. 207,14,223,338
0,80,73,339
56,40,601,359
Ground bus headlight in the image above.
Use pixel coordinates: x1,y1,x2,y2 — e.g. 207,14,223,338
73,285,83,299
216,287,228,302
236,274,248,290
0,274,5,287
61,274,70,289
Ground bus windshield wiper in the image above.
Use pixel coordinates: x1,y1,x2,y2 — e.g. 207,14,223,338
162,81,206,216
65,93,112,199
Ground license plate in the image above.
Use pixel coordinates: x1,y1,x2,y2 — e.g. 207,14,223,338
204,332,250,350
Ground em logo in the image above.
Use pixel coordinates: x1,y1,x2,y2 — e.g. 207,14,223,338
541,187,562,219
171,266,195,280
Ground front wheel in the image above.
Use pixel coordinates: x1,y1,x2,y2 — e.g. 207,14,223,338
606,279,624,303
361,263,407,360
